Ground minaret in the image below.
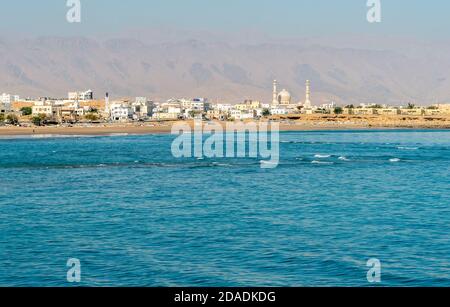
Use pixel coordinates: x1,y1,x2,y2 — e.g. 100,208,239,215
304,80,312,108
272,80,278,105
105,92,110,115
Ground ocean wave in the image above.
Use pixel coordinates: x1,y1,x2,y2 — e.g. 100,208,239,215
314,154,331,158
108,133,130,137
211,162,232,167
260,160,278,166
0,134,100,140
338,156,350,161
397,146,419,150
389,158,401,163
311,160,334,165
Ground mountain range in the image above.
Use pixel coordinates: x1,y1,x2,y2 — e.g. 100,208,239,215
1,32,450,105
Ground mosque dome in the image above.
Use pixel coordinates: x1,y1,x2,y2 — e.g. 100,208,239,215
278,89,291,105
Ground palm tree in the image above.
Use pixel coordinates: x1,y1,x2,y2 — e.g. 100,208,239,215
334,107,344,115
262,108,271,117
6,114,19,125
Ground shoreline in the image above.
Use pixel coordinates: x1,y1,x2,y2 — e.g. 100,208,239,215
1,120,450,137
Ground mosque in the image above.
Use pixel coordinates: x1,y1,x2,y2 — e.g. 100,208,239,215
271,79,313,112
272,80,292,106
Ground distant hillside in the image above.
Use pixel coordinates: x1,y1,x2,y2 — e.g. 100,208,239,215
1,34,450,105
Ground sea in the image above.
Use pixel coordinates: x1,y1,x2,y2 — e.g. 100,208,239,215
0,130,449,286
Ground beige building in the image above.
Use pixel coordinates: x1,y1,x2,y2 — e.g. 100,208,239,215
152,112,179,120
344,108,376,115
32,105,55,117
245,100,261,109
424,108,443,116
377,108,401,116
206,109,227,120
400,108,425,116
435,104,450,114
234,100,261,111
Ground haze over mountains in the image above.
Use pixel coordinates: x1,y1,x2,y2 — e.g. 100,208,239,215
1,30,450,105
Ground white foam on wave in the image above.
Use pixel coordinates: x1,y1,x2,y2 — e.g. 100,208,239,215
389,158,401,163
260,160,278,166
108,133,129,137
314,154,331,158
338,156,350,161
212,162,232,167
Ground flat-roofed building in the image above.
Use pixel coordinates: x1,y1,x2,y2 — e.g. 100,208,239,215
132,99,153,120
399,108,424,116
435,104,450,114
68,90,94,101
32,105,54,117
424,108,443,116
229,109,254,120
1,93,19,105
215,104,233,113
345,108,377,115
0,102,11,114
152,112,179,120
270,107,289,115
206,109,226,120
110,103,132,121
234,104,250,111
180,98,210,111
377,108,401,116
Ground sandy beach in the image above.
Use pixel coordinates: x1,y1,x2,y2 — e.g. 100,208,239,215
0,124,174,136
1,115,450,136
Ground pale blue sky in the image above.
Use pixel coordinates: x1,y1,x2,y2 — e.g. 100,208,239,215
1,0,450,40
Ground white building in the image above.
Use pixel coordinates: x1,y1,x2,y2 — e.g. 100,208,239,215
1,93,19,105
359,103,386,108
68,90,94,101
180,98,210,111
132,98,153,120
254,108,264,117
215,104,233,113
168,106,182,115
270,106,289,115
0,102,11,114
110,103,132,121
229,109,255,120
321,101,336,111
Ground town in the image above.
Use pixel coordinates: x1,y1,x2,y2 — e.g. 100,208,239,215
1,79,450,130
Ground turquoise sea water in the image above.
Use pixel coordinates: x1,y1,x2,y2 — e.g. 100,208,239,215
0,130,449,287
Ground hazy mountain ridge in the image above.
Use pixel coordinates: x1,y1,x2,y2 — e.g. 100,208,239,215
1,35,450,105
